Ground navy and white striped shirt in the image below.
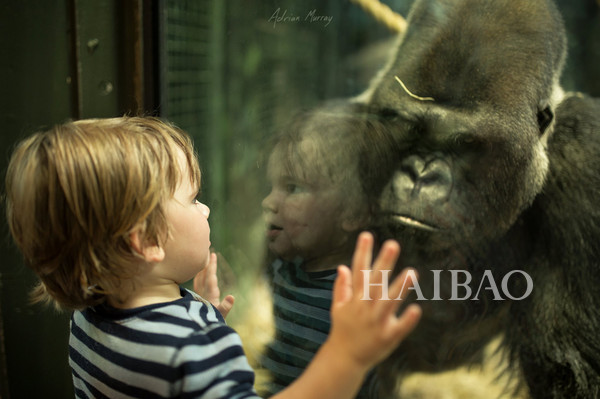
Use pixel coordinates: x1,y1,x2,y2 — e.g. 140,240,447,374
69,288,260,399
260,258,375,398
260,258,337,396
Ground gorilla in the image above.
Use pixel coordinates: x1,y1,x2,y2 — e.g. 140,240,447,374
354,0,600,397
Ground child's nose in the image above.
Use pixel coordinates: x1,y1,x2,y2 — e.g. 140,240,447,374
201,203,210,218
262,191,277,213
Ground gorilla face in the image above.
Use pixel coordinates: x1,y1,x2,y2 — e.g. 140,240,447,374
366,100,550,252
360,0,565,254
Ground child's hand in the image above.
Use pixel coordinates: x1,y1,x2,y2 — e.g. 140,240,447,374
328,232,421,370
193,253,235,318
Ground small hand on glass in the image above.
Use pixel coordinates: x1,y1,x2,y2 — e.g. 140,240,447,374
328,231,422,369
193,252,235,318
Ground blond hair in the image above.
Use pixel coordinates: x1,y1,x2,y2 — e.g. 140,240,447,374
270,102,376,228
5,116,201,310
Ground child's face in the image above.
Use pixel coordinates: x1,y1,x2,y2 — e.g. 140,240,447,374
161,150,211,283
262,147,350,261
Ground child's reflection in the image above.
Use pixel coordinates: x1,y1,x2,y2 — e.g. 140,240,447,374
260,102,376,397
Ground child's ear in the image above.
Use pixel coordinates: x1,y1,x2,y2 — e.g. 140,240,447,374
129,229,165,263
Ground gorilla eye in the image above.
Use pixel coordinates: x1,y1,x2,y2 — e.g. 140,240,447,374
450,134,481,153
379,108,400,120
454,134,475,146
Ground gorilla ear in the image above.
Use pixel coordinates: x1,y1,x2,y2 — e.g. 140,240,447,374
537,106,554,135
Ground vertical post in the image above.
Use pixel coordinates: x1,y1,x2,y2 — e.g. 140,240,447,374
0,295,9,398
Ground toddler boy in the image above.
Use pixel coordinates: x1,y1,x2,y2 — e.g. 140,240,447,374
5,116,420,398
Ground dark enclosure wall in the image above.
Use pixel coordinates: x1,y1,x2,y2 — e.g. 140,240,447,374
1,3,76,398
0,1,149,397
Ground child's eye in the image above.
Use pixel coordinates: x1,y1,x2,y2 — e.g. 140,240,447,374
286,183,305,194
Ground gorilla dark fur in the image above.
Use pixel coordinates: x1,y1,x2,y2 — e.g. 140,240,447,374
354,0,600,397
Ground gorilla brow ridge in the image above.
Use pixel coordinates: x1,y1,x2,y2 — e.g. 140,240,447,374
395,76,435,102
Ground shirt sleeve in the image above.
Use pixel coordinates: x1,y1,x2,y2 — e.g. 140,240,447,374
173,320,262,399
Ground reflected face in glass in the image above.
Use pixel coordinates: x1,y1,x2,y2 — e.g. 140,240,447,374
262,143,349,261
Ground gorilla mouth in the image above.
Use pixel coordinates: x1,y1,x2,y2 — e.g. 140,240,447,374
388,214,440,232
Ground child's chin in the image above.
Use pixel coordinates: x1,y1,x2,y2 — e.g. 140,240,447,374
271,251,296,262
267,243,284,256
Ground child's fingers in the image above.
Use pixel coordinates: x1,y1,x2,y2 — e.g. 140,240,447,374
388,268,418,302
391,304,422,342
206,254,220,298
366,239,401,302
371,240,401,275
381,268,418,317
194,253,221,304
351,232,374,295
332,265,352,305
193,270,203,294
217,295,235,319
207,252,218,275
193,266,209,294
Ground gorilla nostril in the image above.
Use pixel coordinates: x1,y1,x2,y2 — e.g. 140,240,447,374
401,156,452,188
422,160,452,186
420,172,443,186
401,155,426,180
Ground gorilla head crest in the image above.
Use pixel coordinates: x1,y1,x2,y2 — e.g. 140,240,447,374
362,0,567,251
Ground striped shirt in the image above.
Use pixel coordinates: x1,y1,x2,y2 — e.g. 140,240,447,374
69,288,260,399
260,258,336,396
260,258,376,398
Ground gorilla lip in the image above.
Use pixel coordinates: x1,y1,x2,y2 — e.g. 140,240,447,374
389,214,439,232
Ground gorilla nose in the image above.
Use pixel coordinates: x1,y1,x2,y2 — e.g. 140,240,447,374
399,155,453,202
